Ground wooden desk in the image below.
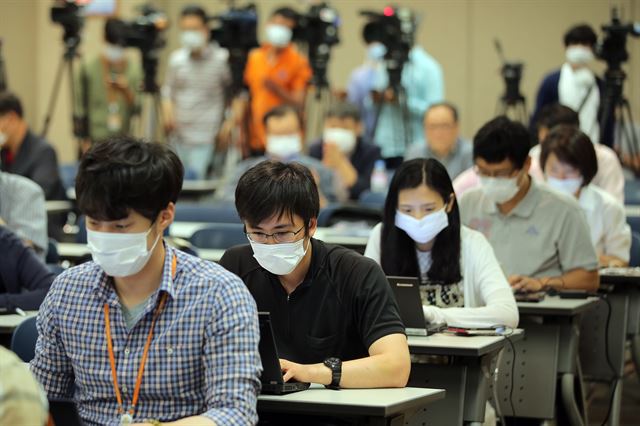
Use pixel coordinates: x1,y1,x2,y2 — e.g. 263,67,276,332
258,384,445,426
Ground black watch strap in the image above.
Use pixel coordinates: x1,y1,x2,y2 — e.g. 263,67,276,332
323,357,342,390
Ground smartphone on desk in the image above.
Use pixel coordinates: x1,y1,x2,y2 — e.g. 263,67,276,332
445,327,504,337
556,289,589,299
514,291,545,303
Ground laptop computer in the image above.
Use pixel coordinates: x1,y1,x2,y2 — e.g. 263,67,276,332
387,276,446,336
48,398,84,426
258,312,311,395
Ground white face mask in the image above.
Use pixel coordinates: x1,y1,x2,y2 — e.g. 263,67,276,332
87,226,161,277
546,176,583,196
266,134,302,159
181,30,206,51
265,24,292,47
479,175,520,204
250,238,309,275
323,128,357,154
395,208,449,245
103,44,125,62
565,45,594,65
367,42,387,61
0,131,7,147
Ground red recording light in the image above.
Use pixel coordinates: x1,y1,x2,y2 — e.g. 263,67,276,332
383,6,394,17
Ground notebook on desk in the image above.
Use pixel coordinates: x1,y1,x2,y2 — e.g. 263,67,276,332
387,276,446,336
258,312,311,395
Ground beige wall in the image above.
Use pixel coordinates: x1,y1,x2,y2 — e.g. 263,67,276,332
1,0,638,163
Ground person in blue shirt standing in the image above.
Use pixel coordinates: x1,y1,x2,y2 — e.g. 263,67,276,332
348,16,444,168
31,136,261,426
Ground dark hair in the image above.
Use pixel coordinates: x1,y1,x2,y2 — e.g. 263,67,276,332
325,101,360,122
473,116,532,169
0,91,23,118
235,160,319,232
181,4,208,24
104,18,125,45
540,125,598,185
262,104,302,128
424,102,459,123
76,137,184,221
536,103,579,131
380,158,462,284
563,24,597,47
271,7,298,23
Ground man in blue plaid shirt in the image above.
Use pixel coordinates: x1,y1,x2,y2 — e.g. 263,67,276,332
30,137,261,426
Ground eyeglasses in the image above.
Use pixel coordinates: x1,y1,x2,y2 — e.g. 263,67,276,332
245,225,305,244
474,166,519,179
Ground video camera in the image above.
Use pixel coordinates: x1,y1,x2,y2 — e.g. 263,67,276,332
116,5,168,93
50,0,84,51
360,6,416,90
494,39,524,106
293,3,340,89
210,3,259,95
596,7,640,71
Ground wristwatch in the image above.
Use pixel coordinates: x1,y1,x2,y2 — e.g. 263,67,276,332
323,357,342,390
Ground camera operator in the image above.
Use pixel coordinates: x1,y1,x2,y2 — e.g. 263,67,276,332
531,24,610,147
347,19,444,169
242,7,312,156
75,18,142,153
161,4,231,179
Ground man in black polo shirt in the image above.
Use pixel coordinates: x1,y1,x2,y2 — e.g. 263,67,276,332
219,160,410,389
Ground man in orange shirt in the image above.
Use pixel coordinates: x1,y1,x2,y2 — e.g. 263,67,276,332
243,7,312,155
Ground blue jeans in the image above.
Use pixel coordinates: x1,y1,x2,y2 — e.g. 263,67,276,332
173,143,214,180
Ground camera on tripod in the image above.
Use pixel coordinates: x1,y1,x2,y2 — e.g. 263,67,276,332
596,7,640,71
50,0,84,49
293,3,340,89
115,5,168,93
360,6,416,90
210,3,259,95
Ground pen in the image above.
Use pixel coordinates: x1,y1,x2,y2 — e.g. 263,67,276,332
14,307,26,316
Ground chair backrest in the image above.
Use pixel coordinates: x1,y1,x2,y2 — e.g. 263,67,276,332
11,316,38,362
317,204,383,227
189,223,247,249
174,203,241,224
358,190,386,210
630,231,640,267
624,179,640,205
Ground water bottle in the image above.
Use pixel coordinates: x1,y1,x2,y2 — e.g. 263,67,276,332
370,160,388,193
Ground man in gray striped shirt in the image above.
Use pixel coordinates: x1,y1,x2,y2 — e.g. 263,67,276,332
161,5,231,179
0,171,47,257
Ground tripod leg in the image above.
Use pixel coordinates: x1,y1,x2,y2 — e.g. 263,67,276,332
621,99,640,160
40,55,68,138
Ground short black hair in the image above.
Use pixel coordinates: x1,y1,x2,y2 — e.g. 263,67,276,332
325,101,361,122
76,137,184,221
424,102,459,123
104,18,125,45
181,4,208,24
262,104,302,128
0,91,23,118
271,6,298,23
381,158,462,284
540,125,598,185
235,160,319,232
473,116,532,169
564,24,597,47
536,103,580,131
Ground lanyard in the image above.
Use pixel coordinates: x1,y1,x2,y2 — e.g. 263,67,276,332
104,255,176,424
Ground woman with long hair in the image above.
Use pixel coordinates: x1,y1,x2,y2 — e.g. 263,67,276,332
364,158,518,328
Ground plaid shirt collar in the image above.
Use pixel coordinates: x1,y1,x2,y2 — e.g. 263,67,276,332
90,242,180,304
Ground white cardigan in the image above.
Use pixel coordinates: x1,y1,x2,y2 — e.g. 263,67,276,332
364,224,519,328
